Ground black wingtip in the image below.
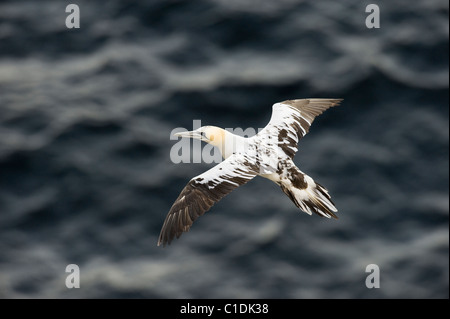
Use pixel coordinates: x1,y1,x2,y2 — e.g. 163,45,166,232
157,238,169,247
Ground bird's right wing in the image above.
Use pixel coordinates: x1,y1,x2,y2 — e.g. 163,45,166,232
157,154,258,247
260,99,342,158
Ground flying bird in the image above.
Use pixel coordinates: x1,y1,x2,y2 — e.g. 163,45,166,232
158,98,342,246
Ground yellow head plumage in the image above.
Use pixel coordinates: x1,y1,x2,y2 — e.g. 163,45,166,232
202,126,225,147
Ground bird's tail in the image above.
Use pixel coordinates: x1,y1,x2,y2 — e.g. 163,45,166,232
280,173,338,219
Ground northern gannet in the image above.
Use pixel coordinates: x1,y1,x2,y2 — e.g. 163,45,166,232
158,98,342,246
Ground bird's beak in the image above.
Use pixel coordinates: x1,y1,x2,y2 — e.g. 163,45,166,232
174,130,207,141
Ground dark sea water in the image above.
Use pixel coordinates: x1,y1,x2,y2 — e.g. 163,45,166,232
0,0,448,298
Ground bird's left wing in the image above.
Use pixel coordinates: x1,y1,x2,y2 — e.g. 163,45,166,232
157,154,258,246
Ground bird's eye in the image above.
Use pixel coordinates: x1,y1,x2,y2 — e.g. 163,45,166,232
201,131,207,138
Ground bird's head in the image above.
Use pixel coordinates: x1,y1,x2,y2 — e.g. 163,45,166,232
174,126,225,147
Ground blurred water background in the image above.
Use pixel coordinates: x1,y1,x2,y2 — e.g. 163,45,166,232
0,0,448,298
